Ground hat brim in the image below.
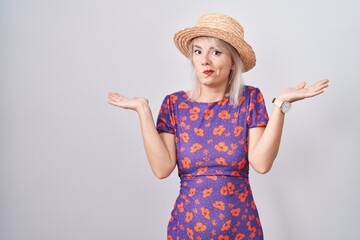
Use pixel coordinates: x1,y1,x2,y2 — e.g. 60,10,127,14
174,27,256,72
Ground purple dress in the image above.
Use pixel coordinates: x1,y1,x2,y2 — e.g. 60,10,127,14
156,86,269,240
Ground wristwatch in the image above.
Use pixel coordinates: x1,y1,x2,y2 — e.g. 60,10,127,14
272,98,292,113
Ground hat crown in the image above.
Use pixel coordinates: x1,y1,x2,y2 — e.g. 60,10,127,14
173,13,256,72
195,13,245,39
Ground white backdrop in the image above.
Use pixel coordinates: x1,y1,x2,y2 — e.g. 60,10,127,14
1,0,359,239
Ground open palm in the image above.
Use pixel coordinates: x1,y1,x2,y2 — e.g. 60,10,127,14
108,92,149,112
278,79,329,103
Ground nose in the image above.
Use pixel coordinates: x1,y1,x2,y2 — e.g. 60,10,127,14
201,53,211,66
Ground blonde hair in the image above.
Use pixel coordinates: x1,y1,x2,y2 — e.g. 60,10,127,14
187,37,245,106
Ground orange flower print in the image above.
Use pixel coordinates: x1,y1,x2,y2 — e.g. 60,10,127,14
218,235,229,240
202,187,213,198
197,166,208,175
201,207,210,220
230,143,238,150
221,220,232,231
204,109,214,120
251,200,256,210
179,102,189,109
256,217,261,226
231,208,241,217
212,201,225,210
180,132,189,143
215,142,228,152
170,113,176,126
238,96,246,105
181,157,191,169
206,175,217,180
246,115,252,126
248,103,255,111
256,122,267,127
196,178,203,184
177,202,184,212
257,92,264,103
234,126,244,137
187,228,194,240
249,226,256,238
227,182,235,194
220,186,228,196
169,95,178,103
188,187,196,197
190,107,201,114
235,233,245,240
213,125,226,136
185,211,193,223
238,189,249,203
194,222,207,232
167,236,173,240
218,110,231,119
215,157,228,166
190,114,199,121
194,127,204,136
190,143,202,153
237,158,246,170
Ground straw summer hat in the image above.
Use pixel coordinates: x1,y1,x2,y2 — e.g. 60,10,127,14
173,13,256,72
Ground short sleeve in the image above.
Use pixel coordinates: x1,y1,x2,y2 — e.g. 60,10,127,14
247,88,269,128
156,95,176,134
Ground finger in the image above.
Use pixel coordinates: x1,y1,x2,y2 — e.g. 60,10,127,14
314,79,330,88
305,90,325,98
310,81,329,92
108,92,127,99
108,93,120,101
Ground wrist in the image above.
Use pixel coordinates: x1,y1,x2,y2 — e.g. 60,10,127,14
272,98,291,113
136,100,151,115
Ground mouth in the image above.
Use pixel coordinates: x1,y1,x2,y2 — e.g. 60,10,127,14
203,70,214,76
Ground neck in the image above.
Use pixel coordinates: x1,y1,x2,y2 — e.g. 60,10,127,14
196,86,228,103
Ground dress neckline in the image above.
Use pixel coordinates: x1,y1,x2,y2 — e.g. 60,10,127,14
181,91,229,105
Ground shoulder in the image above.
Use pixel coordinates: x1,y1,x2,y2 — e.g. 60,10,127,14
162,90,187,104
243,85,262,95
242,85,266,99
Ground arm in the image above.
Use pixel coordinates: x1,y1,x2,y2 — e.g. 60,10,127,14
248,79,329,174
108,93,177,179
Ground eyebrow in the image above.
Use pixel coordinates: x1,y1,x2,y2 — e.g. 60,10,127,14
193,45,219,50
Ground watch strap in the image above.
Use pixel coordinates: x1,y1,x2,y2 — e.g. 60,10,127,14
272,98,283,108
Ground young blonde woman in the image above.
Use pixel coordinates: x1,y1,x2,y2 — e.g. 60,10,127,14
108,13,329,240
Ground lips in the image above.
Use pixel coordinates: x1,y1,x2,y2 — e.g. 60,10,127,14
203,70,214,76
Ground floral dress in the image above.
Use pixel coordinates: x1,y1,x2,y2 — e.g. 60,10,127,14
156,86,269,240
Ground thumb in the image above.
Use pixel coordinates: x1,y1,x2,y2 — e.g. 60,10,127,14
297,81,307,89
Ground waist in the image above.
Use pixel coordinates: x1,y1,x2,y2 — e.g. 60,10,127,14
178,174,251,201
180,174,249,187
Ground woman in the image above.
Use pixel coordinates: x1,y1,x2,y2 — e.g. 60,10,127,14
108,13,329,240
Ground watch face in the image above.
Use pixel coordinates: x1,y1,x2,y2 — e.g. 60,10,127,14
282,102,292,113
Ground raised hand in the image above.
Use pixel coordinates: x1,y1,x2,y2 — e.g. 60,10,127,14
108,92,149,112
277,79,329,103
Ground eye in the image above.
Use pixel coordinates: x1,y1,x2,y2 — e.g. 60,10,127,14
212,50,222,56
194,49,201,55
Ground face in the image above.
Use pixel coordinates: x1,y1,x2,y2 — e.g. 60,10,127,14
191,37,234,90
